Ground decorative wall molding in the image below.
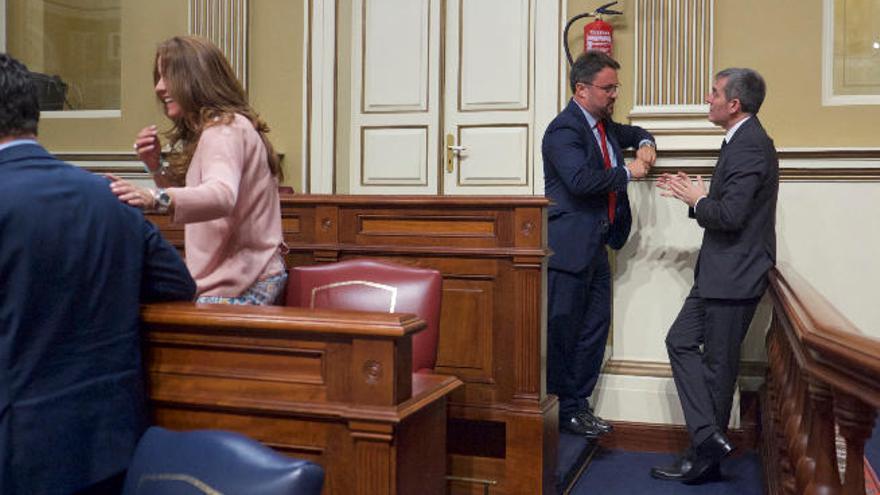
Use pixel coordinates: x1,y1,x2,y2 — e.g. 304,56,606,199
188,0,249,89
0,0,6,51
626,148,880,181
821,0,880,106
629,0,718,149
603,359,766,378
307,0,335,194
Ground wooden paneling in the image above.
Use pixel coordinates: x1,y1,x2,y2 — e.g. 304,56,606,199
149,194,555,494
143,302,462,495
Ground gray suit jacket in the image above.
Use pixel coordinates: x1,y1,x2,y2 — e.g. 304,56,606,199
693,117,779,299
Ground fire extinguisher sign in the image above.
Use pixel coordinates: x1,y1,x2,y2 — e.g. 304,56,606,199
584,18,614,57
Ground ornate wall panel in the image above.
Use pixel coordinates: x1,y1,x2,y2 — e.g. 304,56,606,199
188,0,248,88
629,0,721,149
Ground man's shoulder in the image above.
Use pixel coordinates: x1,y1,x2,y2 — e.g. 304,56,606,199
730,118,776,154
546,105,585,135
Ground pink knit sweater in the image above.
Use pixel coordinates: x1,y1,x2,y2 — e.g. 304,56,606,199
168,114,284,297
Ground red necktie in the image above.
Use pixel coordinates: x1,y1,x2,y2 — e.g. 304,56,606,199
595,121,616,223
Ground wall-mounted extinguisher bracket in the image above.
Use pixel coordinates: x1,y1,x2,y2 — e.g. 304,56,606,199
563,1,623,66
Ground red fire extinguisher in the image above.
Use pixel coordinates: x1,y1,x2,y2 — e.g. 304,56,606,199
584,17,614,56
564,1,623,65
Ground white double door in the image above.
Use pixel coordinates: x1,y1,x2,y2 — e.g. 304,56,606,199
347,0,560,195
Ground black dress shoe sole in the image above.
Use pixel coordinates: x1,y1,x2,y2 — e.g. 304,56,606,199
650,468,686,481
682,465,723,485
559,424,602,438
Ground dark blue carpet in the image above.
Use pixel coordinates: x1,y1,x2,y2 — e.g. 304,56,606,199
570,448,763,494
557,432,597,491
867,415,880,472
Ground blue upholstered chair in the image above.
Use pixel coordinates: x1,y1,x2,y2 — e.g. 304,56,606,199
121,426,324,495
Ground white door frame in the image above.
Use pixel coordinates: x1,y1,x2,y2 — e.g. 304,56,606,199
306,0,336,193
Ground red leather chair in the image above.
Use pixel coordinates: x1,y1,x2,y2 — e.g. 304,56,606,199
286,259,442,372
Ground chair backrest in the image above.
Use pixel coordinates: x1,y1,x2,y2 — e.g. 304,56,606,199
286,259,442,372
121,427,324,495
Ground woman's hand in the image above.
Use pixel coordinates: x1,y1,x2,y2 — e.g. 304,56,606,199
134,125,162,172
106,174,156,209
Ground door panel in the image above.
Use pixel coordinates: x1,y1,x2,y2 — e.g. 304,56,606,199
350,0,439,194
346,0,558,196
361,126,428,185
363,0,430,112
457,125,529,186
444,0,535,195
459,0,529,111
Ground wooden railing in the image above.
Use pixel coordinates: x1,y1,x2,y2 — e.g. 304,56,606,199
763,263,880,495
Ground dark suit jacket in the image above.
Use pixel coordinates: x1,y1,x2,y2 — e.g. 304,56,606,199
0,143,196,494
693,117,778,299
543,99,654,273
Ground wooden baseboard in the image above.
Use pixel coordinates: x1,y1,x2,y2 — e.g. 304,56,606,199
599,391,761,453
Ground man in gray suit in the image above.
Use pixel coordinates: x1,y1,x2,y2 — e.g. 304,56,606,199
651,68,778,485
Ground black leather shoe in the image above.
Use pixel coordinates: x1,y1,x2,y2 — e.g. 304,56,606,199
651,449,693,481
650,449,722,482
680,432,733,484
580,408,613,434
560,414,602,438
695,431,734,462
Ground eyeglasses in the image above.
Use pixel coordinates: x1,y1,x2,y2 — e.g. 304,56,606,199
582,82,621,95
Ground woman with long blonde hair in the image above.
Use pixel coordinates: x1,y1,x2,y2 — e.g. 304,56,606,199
109,36,286,304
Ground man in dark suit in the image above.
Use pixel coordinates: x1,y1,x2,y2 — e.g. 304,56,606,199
652,68,778,484
543,51,656,438
0,54,196,494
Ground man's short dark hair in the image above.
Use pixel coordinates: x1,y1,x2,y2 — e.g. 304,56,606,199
716,68,766,115
569,50,620,92
0,53,40,138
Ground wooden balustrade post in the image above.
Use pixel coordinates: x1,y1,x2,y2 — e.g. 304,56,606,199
765,266,880,495
787,370,811,494
834,392,878,495
802,380,842,495
780,341,800,494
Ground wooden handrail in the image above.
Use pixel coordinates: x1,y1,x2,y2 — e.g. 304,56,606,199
142,301,425,337
762,263,879,495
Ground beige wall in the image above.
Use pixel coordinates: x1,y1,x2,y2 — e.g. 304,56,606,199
250,0,305,191
715,0,878,148
36,0,306,190
32,1,875,192
568,0,880,148
38,1,183,151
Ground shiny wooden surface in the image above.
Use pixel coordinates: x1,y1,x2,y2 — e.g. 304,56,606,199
149,194,558,494
762,263,880,495
143,302,462,494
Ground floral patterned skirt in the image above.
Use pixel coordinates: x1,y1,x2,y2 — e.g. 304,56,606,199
196,271,288,305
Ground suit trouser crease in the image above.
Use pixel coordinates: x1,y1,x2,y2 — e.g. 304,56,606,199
547,249,611,419
666,286,758,446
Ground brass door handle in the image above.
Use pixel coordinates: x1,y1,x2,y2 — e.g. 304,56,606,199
446,133,467,173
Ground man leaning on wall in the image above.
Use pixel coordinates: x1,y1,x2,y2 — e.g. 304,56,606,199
653,67,778,485
542,50,656,439
0,53,196,494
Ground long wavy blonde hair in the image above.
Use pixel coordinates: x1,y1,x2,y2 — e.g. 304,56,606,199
154,36,281,183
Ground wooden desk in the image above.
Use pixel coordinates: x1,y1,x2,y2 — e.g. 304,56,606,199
149,194,557,494
142,302,462,495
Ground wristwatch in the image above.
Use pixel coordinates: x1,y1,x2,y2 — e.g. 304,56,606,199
152,188,172,214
